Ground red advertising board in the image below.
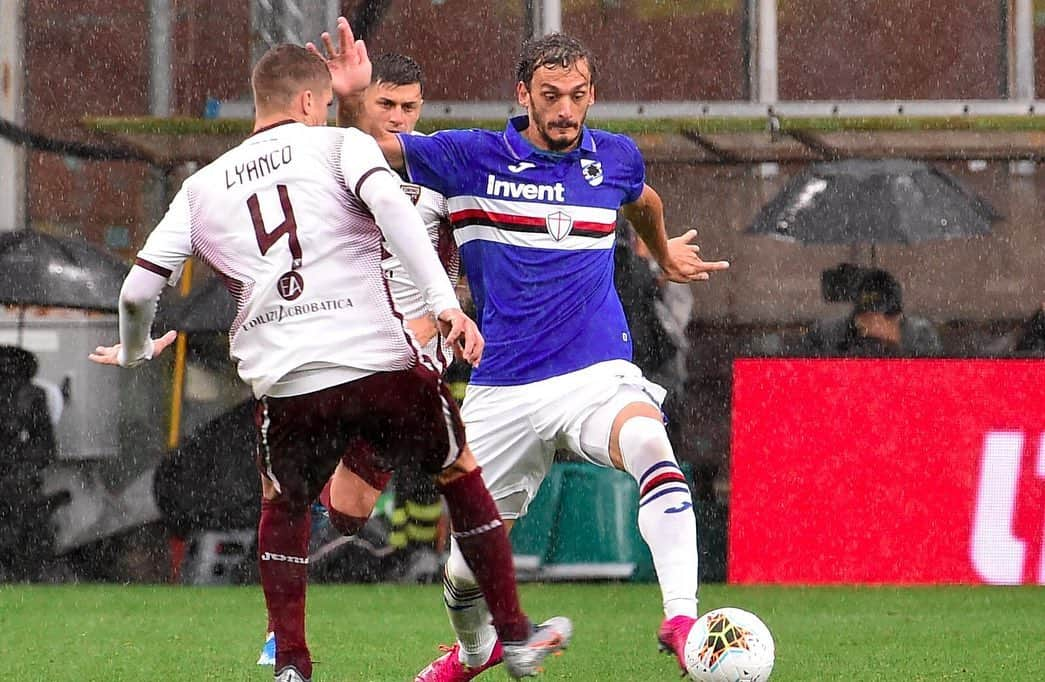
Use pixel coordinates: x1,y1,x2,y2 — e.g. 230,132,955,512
729,359,1045,585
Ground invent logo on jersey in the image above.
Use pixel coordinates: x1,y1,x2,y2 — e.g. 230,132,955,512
486,175,565,202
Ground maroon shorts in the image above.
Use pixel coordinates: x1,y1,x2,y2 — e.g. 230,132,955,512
253,365,465,509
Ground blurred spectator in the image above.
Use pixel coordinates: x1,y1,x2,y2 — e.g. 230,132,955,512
0,346,60,581
614,219,694,450
982,301,1045,356
803,268,942,357
614,218,691,389
1012,302,1045,353
1012,303,1045,352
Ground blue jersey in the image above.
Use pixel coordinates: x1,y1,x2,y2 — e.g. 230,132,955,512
400,116,646,385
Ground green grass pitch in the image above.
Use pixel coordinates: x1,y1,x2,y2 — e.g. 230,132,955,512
2,582,1042,680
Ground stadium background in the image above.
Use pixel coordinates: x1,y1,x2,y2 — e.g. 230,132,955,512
1,1,1044,588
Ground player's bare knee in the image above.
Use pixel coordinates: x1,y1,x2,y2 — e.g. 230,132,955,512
328,508,368,536
616,414,676,476
610,403,668,469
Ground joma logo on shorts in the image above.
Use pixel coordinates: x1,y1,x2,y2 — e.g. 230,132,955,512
486,175,565,202
261,551,309,565
970,431,1045,585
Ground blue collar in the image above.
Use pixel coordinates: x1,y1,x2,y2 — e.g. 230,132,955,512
503,115,597,160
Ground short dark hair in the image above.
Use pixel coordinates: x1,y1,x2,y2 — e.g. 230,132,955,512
853,269,903,315
372,53,424,93
251,44,330,113
516,33,596,88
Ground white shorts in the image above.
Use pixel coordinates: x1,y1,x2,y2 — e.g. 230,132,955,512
461,359,666,518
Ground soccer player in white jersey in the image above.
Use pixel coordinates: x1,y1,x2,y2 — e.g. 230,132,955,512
257,50,458,666
313,19,729,680
89,42,570,682
257,52,460,666
325,53,459,577
313,52,458,570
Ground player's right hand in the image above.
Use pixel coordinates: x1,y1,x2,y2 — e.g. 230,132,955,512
307,16,371,98
437,308,483,367
88,330,178,367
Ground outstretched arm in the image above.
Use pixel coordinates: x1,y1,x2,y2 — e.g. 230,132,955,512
89,266,178,366
621,184,730,283
308,16,405,169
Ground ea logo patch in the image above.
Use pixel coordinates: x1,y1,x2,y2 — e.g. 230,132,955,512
580,159,603,186
277,271,304,301
545,210,574,241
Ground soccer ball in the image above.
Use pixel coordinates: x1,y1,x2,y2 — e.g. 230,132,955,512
683,607,775,682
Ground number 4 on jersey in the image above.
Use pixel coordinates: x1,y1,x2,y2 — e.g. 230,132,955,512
247,184,302,268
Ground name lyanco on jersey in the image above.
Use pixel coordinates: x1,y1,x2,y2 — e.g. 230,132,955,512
225,145,293,189
486,175,565,203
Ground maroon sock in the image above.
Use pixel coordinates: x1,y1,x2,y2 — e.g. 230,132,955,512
258,498,312,678
439,468,530,643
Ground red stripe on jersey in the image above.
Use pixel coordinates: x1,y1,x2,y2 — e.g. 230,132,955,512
134,257,172,278
640,471,688,498
450,207,615,235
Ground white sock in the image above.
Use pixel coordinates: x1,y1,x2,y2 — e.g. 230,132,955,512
443,539,498,667
620,416,699,619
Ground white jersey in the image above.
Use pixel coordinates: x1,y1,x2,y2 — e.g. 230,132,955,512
382,182,456,320
134,121,459,398
382,181,459,370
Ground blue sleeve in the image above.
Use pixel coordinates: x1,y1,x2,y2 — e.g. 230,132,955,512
399,130,472,197
618,134,646,205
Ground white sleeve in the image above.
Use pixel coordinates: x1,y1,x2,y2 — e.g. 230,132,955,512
135,187,193,286
356,166,460,317
339,127,395,198
117,265,169,367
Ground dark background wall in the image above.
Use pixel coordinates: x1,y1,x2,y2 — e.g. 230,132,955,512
19,0,1045,325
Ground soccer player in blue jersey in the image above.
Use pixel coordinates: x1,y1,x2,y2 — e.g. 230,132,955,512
312,18,730,680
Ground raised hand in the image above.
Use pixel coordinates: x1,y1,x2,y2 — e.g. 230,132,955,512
659,229,730,283
437,309,484,367
88,330,179,367
306,16,371,99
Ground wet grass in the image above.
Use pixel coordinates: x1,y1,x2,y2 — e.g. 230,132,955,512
1,582,1042,680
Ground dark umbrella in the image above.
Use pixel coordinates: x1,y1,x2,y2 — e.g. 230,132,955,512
0,230,128,345
746,159,999,261
158,275,236,333
0,229,127,310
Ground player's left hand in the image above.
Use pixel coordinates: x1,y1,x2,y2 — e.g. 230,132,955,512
307,16,371,99
437,309,484,367
88,330,178,367
659,229,730,283
405,315,439,347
